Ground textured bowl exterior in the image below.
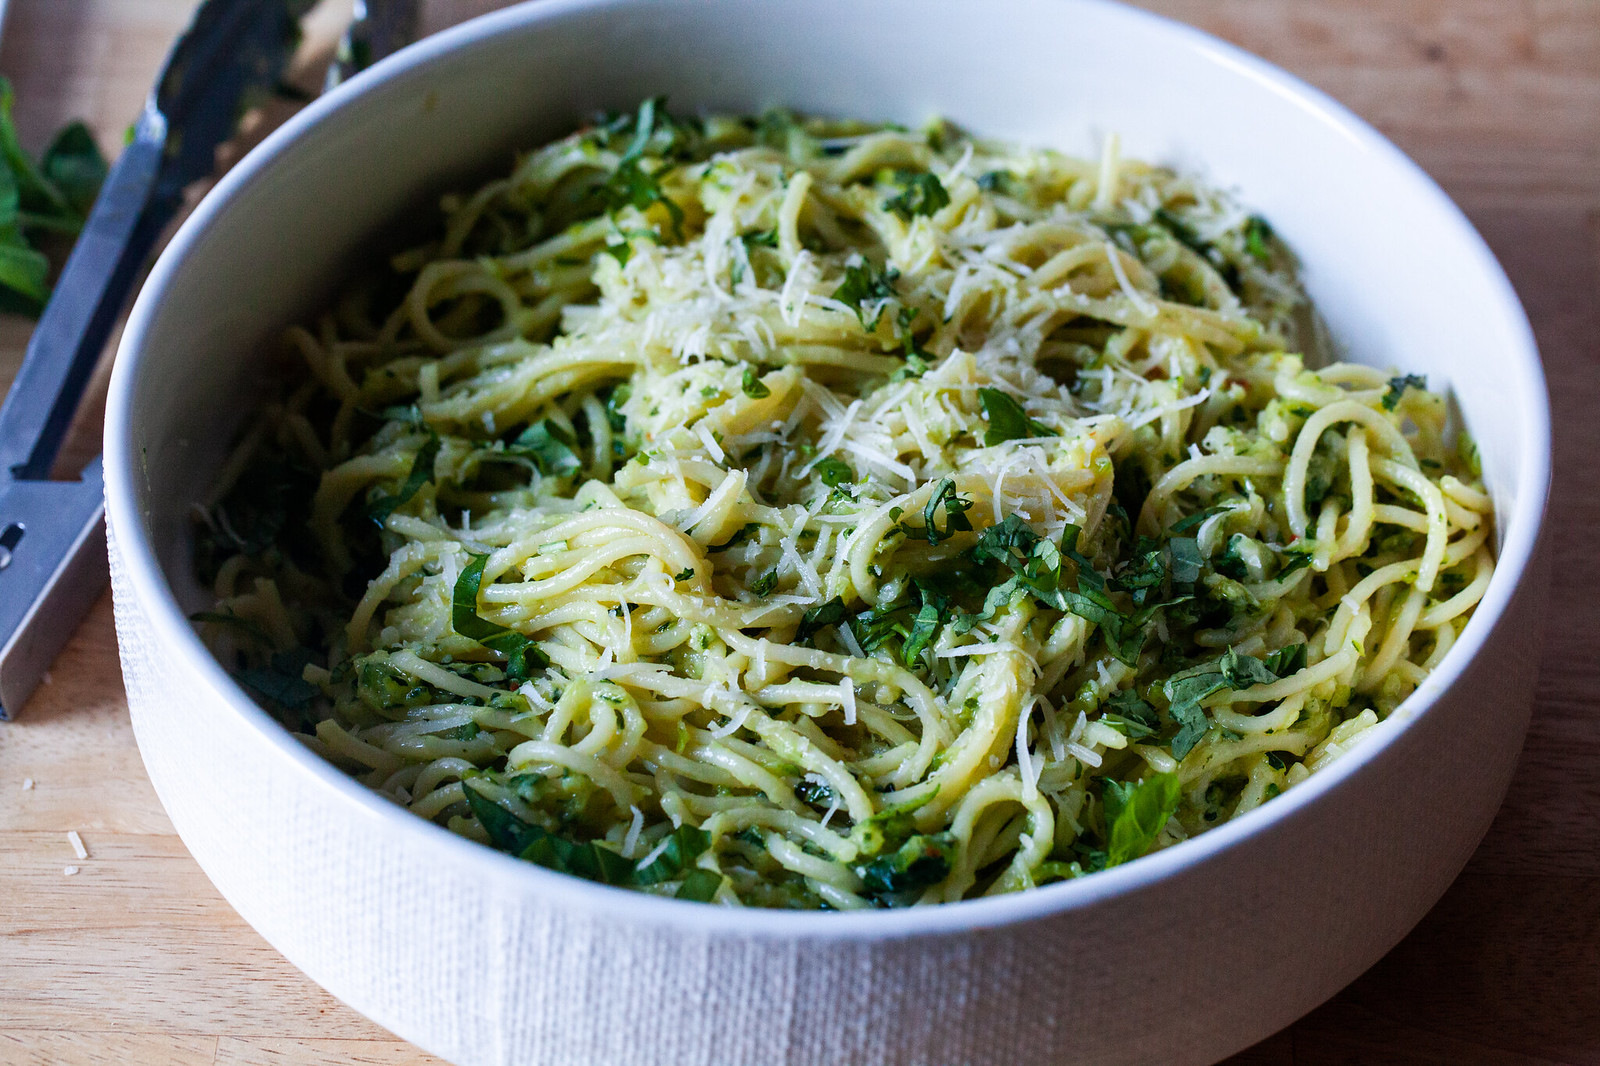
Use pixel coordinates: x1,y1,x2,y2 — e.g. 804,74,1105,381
104,2,1551,1064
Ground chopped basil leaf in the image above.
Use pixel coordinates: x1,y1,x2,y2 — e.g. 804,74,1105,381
1382,374,1427,411
368,433,440,526
1278,551,1314,578
883,170,950,221
978,387,1055,446
634,823,712,885
831,259,899,328
236,653,318,711
1103,773,1181,867
510,420,582,478
797,596,848,641
891,352,930,382
975,169,1010,193
604,384,631,433
814,456,853,487
452,553,549,680
749,569,778,596
1260,642,1308,677
1167,537,1204,585
708,522,760,553
1163,663,1230,759
901,588,946,668
1167,701,1210,761
1162,647,1297,759
466,779,640,886
595,97,686,238
675,868,724,902
741,366,771,398
905,478,974,544
1243,215,1274,264
1168,505,1227,535
463,780,547,856
855,831,955,905
673,566,695,581
851,577,955,669
1219,646,1278,688
1102,688,1159,740
968,516,1142,661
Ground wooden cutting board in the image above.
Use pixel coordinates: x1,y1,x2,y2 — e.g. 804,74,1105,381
2,2,1598,1063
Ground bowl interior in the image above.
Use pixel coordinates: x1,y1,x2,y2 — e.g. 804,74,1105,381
108,0,1548,926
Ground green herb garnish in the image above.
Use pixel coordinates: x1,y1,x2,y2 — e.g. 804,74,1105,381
368,433,440,526
674,868,724,902
1243,215,1273,264
452,553,549,680
978,387,1055,445
904,478,974,544
797,596,848,642
741,366,771,398
855,832,955,904
510,420,582,478
595,96,685,238
1103,773,1181,867
708,522,760,553
883,170,950,221
831,259,899,329
814,456,853,487
1162,647,1297,759
465,779,705,891
1102,688,1159,740
1382,374,1427,411
633,824,712,885
236,648,318,712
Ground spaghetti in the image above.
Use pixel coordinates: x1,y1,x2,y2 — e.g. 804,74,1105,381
195,102,1494,908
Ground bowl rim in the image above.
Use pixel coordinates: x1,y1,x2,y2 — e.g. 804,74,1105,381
104,0,1552,940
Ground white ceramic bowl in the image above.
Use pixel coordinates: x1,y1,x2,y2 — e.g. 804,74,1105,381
104,2,1551,1063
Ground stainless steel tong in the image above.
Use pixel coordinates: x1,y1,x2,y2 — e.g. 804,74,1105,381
0,0,420,719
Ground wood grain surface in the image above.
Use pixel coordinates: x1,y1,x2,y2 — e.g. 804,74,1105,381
1,2,1597,1063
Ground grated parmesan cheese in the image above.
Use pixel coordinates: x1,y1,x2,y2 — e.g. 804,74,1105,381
622,805,644,859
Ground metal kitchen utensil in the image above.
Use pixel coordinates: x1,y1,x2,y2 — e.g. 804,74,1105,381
331,0,422,88
0,0,332,719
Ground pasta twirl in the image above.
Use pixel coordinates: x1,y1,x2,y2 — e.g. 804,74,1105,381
195,103,1493,908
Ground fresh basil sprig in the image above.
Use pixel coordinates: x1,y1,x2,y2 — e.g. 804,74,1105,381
0,78,107,314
